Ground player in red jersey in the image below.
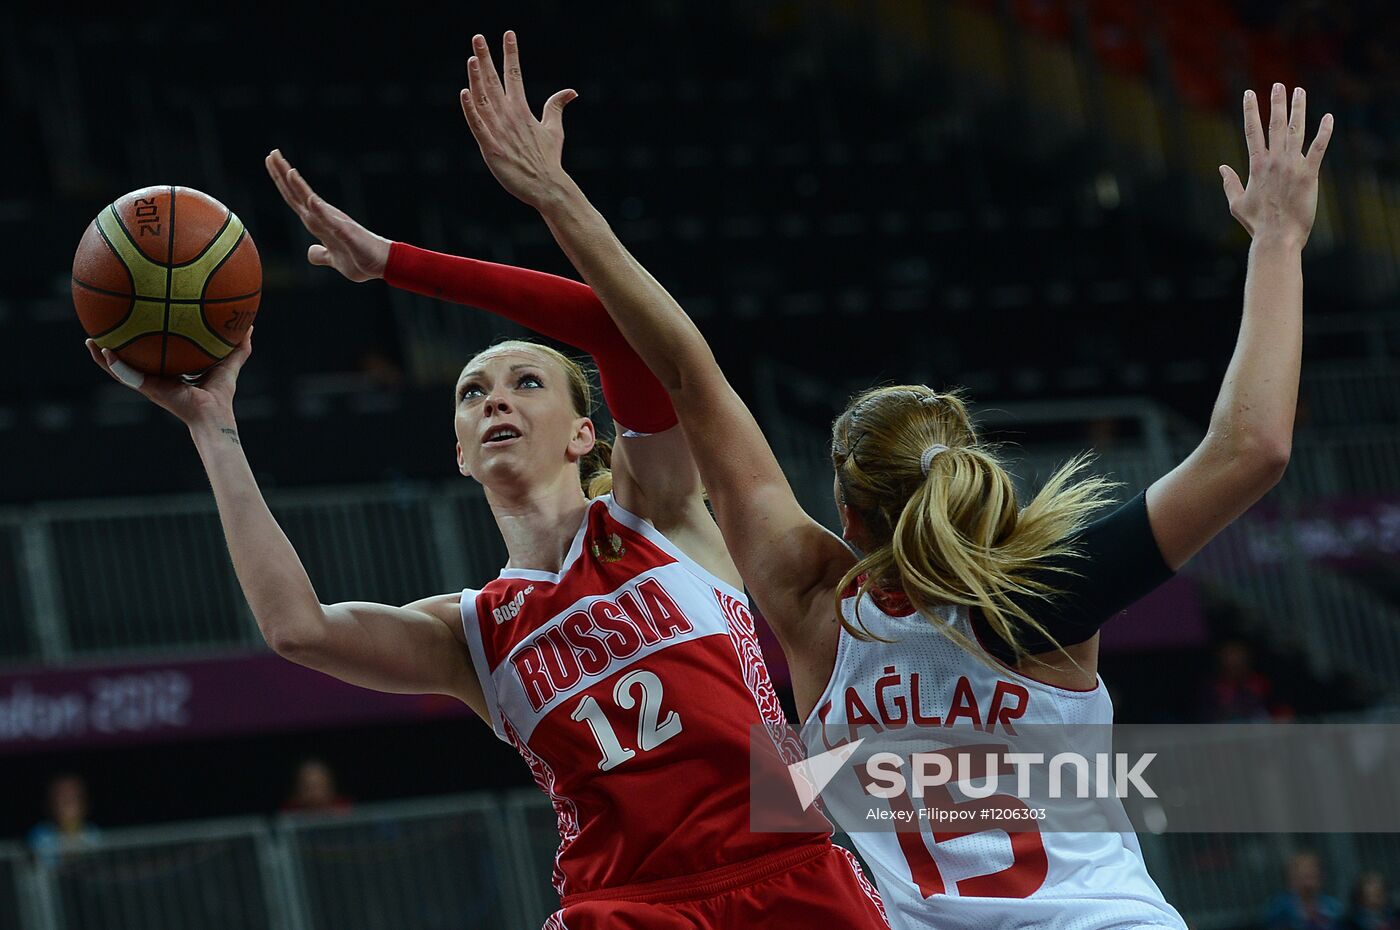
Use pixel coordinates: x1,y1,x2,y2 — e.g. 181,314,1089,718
84,233,886,929
78,107,888,930
450,31,1332,930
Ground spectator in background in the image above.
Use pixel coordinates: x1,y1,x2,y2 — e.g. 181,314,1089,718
1343,872,1397,930
281,757,352,815
1267,850,1343,930
28,774,99,866
1202,637,1293,722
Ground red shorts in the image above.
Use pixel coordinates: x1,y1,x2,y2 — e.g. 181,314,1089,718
543,841,889,929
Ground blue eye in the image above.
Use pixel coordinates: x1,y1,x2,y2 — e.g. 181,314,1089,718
458,383,484,402
517,373,543,389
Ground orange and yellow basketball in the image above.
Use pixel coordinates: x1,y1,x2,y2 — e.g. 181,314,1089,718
72,186,261,376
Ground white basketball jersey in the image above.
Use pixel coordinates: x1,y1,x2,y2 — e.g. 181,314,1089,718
800,590,1187,930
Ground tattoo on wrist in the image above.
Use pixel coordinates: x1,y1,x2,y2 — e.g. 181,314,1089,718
221,428,241,446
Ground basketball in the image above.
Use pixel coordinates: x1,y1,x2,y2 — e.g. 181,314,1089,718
71,186,261,376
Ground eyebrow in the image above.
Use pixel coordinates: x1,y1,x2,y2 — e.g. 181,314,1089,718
456,363,544,392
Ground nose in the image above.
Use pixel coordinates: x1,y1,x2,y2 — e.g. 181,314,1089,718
484,391,513,416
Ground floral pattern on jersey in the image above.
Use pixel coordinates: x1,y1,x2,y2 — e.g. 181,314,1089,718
716,588,807,768
504,714,580,898
836,845,891,925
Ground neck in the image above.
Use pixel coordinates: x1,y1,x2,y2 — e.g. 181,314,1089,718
485,471,591,574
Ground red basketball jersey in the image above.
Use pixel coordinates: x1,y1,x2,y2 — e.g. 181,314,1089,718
461,495,829,897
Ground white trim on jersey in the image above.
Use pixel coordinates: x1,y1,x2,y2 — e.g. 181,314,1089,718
603,495,749,605
800,591,1186,930
459,589,507,740
497,499,597,584
459,499,599,740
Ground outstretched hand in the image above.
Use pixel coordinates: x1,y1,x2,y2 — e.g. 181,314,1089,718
265,149,390,281
1220,84,1334,245
460,31,578,209
85,330,253,427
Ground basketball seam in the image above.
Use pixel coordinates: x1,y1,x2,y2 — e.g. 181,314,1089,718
173,209,234,269
99,329,222,359
160,186,176,376
88,214,136,312
198,227,251,350
72,277,261,305
85,212,143,341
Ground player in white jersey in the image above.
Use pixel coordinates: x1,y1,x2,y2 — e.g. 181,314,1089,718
460,47,1334,930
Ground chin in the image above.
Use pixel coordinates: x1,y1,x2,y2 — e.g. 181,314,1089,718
473,455,536,491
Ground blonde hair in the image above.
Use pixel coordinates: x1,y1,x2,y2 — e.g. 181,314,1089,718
464,339,613,497
831,385,1118,662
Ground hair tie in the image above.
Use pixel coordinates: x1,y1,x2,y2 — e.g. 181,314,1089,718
920,443,950,475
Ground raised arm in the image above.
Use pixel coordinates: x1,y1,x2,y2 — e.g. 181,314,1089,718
1147,84,1333,569
85,335,487,719
264,151,728,580
456,33,853,656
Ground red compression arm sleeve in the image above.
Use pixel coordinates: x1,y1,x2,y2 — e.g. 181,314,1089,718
384,241,678,434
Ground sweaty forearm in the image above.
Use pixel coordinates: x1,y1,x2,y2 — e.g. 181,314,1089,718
1207,235,1304,459
534,182,718,396
189,417,325,650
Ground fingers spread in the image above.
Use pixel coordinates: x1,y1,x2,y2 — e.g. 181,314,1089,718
1306,112,1335,170
1243,90,1265,161
541,88,577,133
460,87,497,148
502,30,526,104
1267,82,1287,150
1219,165,1245,205
472,34,508,108
467,56,495,125
1287,86,1306,154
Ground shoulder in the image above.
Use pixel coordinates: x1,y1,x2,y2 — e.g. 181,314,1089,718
403,592,468,641
604,492,747,592
405,591,464,615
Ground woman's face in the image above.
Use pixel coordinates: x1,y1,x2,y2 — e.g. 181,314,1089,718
454,348,594,492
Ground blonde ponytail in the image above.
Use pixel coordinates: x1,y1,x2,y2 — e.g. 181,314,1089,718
582,436,614,498
832,386,1119,663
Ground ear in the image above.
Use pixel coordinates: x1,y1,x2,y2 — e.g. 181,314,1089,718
567,417,597,461
840,501,870,548
455,441,469,476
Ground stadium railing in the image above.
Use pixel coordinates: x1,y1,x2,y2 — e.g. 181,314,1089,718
2,397,1395,692
276,793,528,930
501,789,571,926
0,843,38,930
0,483,506,665
1139,706,1400,930
5,766,1400,930
31,817,284,930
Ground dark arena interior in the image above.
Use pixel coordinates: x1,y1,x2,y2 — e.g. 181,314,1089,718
3,2,1400,928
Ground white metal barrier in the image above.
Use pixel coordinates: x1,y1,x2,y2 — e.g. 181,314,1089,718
0,483,507,666
0,842,37,930
501,790,567,928
35,817,284,930
2,779,1397,930
278,793,525,930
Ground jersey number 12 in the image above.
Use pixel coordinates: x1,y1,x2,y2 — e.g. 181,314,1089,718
572,670,683,771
